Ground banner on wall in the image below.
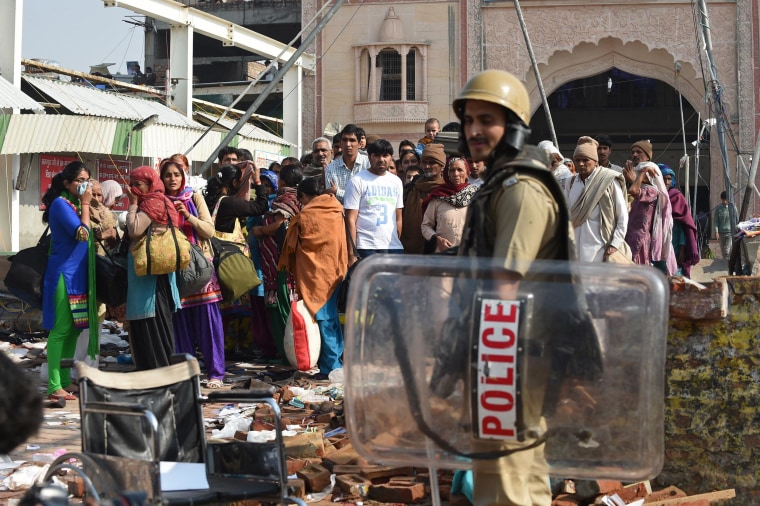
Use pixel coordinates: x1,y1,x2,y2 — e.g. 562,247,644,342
254,150,283,172
96,159,132,211
39,154,79,209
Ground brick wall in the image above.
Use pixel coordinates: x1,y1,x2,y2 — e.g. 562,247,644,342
659,277,760,504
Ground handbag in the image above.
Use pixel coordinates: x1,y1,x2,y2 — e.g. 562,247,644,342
177,242,214,298
131,205,191,276
95,237,128,307
3,227,50,308
211,237,261,303
283,300,321,371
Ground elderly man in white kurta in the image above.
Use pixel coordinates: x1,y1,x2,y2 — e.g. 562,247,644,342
565,136,630,262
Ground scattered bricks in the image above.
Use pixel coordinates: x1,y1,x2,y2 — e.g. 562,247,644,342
332,464,363,475
296,463,331,493
596,480,624,495
327,434,350,449
369,482,426,503
321,444,360,471
336,473,372,494
281,387,295,403
286,458,308,475
644,486,687,503
669,277,727,320
608,481,648,503
551,493,579,506
283,430,325,458
360,465,414,481
388,476,417,485
234,430,248,441
287,478,306,499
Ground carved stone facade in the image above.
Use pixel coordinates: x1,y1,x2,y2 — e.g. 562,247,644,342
304,0,755,211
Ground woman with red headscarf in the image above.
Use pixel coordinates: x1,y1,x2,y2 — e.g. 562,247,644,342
420,156,479,252
160,157,226,388
125,166,182,370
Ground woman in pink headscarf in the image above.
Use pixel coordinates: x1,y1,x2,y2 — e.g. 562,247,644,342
124,166,182,370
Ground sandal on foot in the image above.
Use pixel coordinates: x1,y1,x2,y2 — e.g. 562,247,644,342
49,392,77,401
206,379,224,389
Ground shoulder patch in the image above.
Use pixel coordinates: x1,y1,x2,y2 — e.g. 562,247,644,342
503,175,519,188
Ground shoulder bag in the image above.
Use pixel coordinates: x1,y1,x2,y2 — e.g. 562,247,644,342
95,234,128,307
131,203,191,276
3,227,50,308
210,197,261,302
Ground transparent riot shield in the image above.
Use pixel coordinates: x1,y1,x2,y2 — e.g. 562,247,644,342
343,255,668,480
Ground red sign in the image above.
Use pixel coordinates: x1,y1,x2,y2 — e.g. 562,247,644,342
39,154,79,209
96,159,132,211
477,299,520,440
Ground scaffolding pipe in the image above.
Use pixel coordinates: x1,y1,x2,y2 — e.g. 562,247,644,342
512,0,557,147
198,0,346,175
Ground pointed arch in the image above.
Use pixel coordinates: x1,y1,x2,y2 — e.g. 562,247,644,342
524,37,708,119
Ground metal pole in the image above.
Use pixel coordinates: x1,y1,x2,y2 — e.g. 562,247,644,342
692,114,700,219
512,0,557,147
676,63,690,206
697,0,736,233
738,130,760,223
198,0,347,175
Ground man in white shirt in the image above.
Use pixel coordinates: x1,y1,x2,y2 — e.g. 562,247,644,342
344,139,404,263
565,136,629,262
324,124,370,204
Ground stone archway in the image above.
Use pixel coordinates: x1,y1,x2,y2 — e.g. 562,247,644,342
525,37,707,120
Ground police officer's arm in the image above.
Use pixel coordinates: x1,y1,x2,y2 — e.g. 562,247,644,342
491,178,559,299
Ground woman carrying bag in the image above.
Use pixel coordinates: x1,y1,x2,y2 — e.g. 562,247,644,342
161,156,226,389
203,163,269,354
41,161,99,401
279,178,347,376
125,166,183,371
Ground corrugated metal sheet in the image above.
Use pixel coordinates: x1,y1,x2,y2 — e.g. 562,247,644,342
1,114,286,163
23,75,199,128
1,115,117,154
194,111,290,146
0,76,43,111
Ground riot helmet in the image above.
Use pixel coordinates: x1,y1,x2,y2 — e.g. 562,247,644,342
453,69,531,158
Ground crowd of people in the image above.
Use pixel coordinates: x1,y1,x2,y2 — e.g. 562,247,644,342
35,66,743,506
40,110,712,399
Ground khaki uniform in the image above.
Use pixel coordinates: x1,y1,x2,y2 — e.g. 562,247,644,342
468,162,565,506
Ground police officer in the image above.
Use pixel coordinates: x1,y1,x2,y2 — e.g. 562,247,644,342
454,70,575,505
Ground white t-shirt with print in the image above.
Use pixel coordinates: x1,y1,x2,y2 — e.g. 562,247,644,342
344,170,404,250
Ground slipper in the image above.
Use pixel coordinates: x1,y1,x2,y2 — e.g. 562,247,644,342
49,392,77,401
206,379,225,389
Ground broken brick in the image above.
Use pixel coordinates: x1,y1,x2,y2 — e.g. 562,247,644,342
369,482,426,503
296,463,331,493
643,485,687,502
360,465,414,481
287,478,306,499
335,473,372,494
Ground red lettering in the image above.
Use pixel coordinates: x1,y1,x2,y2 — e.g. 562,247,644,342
481,416,515,437
481,327,516,349
481,390,514,412
484,302,518,323
479,354,514,385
